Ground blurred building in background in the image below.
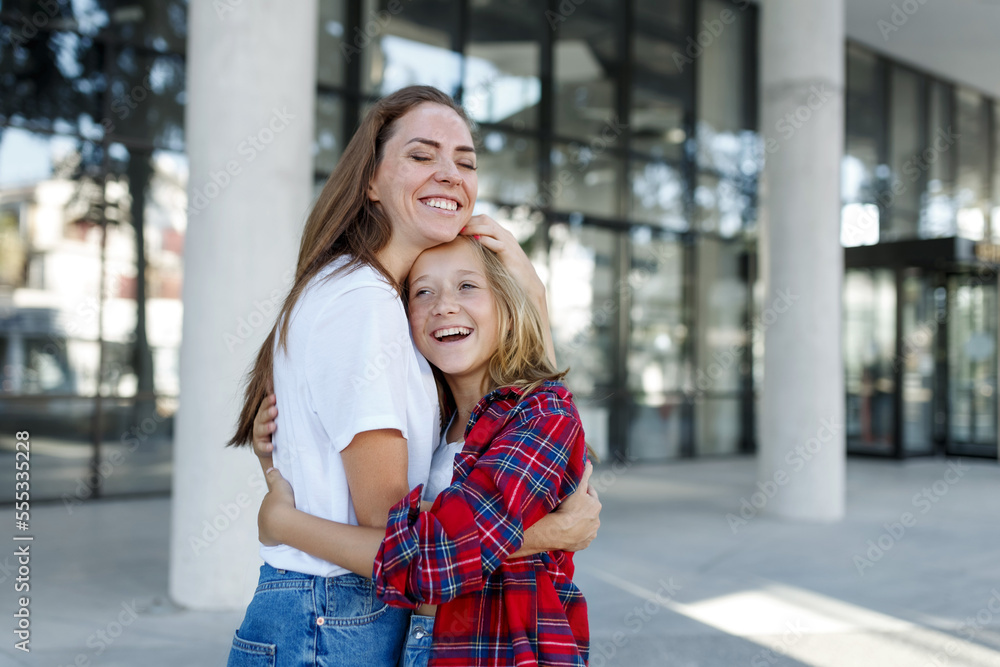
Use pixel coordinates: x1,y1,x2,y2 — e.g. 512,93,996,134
0,0,997,512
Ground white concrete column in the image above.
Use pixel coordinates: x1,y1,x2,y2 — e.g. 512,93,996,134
169,0,317,609
758,0,845,521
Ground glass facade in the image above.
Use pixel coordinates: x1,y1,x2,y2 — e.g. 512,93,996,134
315,0,760,462
2,3,996,504
0,1,187,501
842,43,1000,458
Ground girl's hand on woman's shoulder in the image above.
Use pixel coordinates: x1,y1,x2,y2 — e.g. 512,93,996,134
253,393,278,461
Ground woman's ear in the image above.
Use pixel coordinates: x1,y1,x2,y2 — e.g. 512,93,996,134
367,180,380,202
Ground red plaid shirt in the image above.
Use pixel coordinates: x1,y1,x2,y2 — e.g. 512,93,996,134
373,381,589,666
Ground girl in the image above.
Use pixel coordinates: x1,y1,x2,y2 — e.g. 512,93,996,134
255,236,592,667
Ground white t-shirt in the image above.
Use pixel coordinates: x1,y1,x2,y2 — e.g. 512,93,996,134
261,257,438,577
424,413,464,502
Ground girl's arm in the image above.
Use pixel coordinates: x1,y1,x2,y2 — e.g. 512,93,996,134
375,389,587,608
253,394,600,561
257,460,599,575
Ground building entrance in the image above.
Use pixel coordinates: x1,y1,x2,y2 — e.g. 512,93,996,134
844,238,999,458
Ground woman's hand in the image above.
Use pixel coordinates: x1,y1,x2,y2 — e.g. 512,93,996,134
461,215,545,303
461,215,555,365
550,460,601,551
252,394,277,473
258,466,296,547
515,460,601,557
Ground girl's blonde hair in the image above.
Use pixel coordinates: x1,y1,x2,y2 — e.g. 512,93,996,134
418,237,568,427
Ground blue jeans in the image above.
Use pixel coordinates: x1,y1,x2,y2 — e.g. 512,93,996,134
399,614,434,667
227,563,410,667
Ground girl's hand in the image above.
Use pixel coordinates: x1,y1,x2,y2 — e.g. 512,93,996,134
253,393,278,466
461,215,545,302
258,466,296,547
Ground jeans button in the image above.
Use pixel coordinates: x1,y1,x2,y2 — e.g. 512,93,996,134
317,617,325,626
413,625,426,639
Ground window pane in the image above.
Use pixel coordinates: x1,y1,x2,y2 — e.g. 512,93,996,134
844,269,896,454
628,229,684,460
1,1,187,52
0,130,105,397
630,159,685,230
921,81,956,238
475,130,537,206
694,237,746,396
553,0,620,142
0,396,96,502
547,223,617,397
696,172,748,238
841,46,884,247
360,0,462,97
696,397,741,455
631,32,686,162
994,101,1000,243
315,93,344,175
109,49,185,150
886,67,924,241
697,0,750,175
550,142,620,218
634,0,687,34
955,87,989,241
317,0,347,88
102,145,185,399
465,0,542,129
0,29,106,138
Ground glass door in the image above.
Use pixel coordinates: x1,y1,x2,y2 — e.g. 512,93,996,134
899,270,940,455
844,269,897,454
947,276,999,456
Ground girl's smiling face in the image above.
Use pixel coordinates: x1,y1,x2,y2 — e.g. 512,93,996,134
407,239,499,388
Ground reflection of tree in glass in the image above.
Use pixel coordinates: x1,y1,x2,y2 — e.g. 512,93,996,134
0,1,187,421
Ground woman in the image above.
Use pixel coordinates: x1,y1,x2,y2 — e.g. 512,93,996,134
256,236,592,666
226,86,597,667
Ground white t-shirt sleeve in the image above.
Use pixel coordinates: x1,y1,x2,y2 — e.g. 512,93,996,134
304,282,413,453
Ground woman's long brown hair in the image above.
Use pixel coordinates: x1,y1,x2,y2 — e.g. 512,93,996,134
228,86,473,447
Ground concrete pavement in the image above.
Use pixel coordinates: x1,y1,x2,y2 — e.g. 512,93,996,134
1,456,998,666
